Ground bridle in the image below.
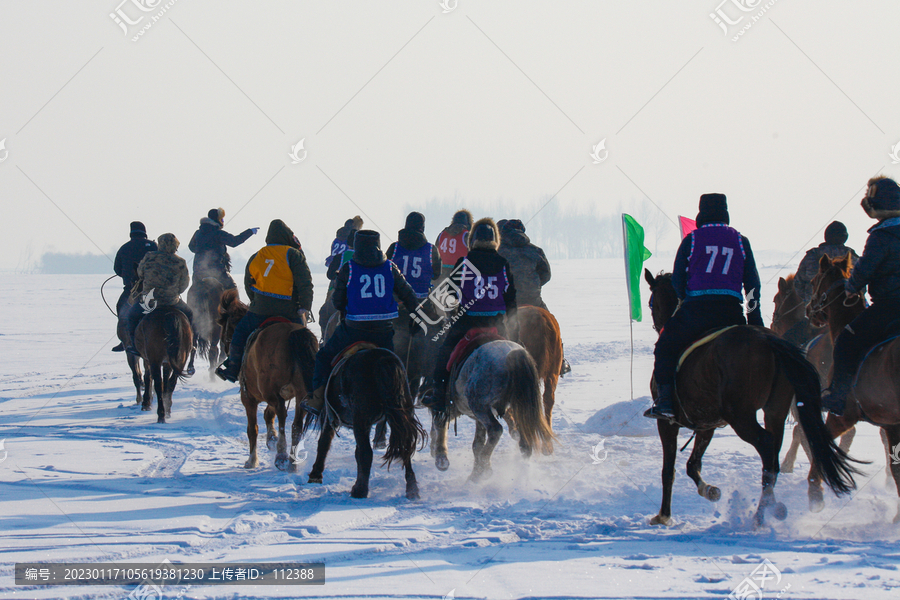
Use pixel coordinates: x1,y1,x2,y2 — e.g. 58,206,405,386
808,276,861,322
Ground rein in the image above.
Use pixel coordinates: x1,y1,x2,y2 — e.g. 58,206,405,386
100,275,119,317
809,279,860,318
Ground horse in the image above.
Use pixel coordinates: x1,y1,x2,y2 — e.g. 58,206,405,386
117,311,146,405
186,277,226,379
771,275,857,473
297,347,425,500
430,339,555,481
644,269,861,527
806,253,900,520
134,306,193,424
513,305,563,453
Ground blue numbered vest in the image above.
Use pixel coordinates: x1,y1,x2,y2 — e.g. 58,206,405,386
686,224,746,299
459,260,510,316
345,260,399,321
392,243,434,298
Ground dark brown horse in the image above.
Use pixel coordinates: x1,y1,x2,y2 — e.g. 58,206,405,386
117,313,146,405
134,306,193,424
514,306,563,454
645,269,861,527
187,277,226,380
298,348,425,499
771,275,857,473
806,253,900,520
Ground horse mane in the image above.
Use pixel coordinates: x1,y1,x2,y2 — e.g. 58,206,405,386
784,273,796,285
830,253,853,278
217,289,248,326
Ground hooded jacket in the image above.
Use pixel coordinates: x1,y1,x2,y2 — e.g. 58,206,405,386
189,218,254,274
386,228,442,287
325,215,364,269
847,217,900,301
136,233,189,305
243,220,314,317
497,227,550,307
795,243,859,302
450,218,517,319
114,231,157,289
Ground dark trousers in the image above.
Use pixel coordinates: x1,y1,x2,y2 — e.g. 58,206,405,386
116,286,133,316
432,315,508,391
125,299,194,345
226,311,302,367
312,322,395,389
831,299,900,388
653,298,746,386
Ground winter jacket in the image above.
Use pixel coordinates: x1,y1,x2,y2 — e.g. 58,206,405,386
450,248,517,319
136,234,189,305
386,228,442,287
114,233,157,289
188,218,254,275
497,229,550,307
795,243,859,302
847,217,900,302
332,240,420,331
244,220,314,318
672,226,763,326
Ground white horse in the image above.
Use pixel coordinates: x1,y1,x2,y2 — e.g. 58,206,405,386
430,340,555,481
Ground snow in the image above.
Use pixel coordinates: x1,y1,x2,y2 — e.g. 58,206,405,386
1,259,899,599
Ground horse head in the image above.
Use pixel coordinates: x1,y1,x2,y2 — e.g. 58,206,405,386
771,274,804,336
807,253,860,329
217,289,248,354
644,269,677,333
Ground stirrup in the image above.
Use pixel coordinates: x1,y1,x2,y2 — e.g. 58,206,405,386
643,405,676,421
820,388,845,417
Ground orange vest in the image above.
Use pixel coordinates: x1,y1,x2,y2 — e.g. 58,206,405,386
249,245,294,300
437,230,468,267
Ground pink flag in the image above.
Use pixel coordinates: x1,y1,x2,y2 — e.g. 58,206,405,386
679,216,697,239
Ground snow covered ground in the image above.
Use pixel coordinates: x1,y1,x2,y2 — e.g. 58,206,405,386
1,258,899,599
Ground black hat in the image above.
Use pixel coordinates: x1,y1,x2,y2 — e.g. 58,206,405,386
452,210,473,229
471,222,496,243
865,176,900,212
496,219,509,231
405,211,426,233
824,221,848,245
208,208,225,226
695,193,729,227
505,219,525,233
130,221,147,236
354,230,381,255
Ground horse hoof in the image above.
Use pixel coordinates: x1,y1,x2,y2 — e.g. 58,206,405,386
541,442,554,456
308,476,323,484
893,510,900,524
266,437,277,451
156,416,166,424
406,487,420,501
374,440,387,450
704,486,721,502
650,514,672,526
780,462,793,474
275,455,289,471
809,489,825,513
244,458,258,469
141,405,151,411
772,502,788,521
350,486,368,499
165,411,171,419
435,456,450,472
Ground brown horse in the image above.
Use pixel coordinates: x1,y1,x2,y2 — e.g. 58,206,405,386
117,312,146,405
771,275,857,473
806,253,900,520
187,277,226,380
645,269,861,527
513,306,563,454
134,306,193,424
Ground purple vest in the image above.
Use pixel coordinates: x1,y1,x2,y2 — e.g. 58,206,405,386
345,261,399,321
686,225,745,299
458,261,510,316
392,243,434,298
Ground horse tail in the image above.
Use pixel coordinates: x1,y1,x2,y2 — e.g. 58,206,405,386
381,353,426,469
164,310,187,381
503,348,555,454
766,334,864,495
288,327,318,396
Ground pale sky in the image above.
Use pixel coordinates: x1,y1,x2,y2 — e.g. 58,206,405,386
2,1,898,271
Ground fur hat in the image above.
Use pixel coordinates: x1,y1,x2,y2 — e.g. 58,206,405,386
354,230,381,256
157,233,179,254
469,217,500,251
208,208,225,226
695,193,729,227
130,221,147,237
452,209,473,229
344,215,364,231
404,211,426,234
824,221,848,245
505,219,525,233
863,176,900,219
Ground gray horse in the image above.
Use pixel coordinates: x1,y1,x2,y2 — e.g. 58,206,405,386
430,340,555,481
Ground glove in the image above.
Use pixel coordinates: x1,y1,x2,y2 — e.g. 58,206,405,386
251,227,260,235
297,308,310,325
409,316,423,336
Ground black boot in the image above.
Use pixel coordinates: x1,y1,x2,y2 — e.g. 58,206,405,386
820,379,850,417
422,383,447,412
560,357,572,376
111,342,125,352
215,358,239,383
644,384,676,420
125,345,141,357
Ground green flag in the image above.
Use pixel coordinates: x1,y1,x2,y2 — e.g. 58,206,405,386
622,214,652,322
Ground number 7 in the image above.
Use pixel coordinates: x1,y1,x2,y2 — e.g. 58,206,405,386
721,247,734,274
705,246,718,273
263,259,275,277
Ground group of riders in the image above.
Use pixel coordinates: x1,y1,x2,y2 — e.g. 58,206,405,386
111,207,570,414
112,174,900,420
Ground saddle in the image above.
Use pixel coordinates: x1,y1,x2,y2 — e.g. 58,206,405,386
447,327,503,372
331,341,377,368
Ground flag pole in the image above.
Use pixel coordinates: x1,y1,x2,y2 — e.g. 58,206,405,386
622,215,634,401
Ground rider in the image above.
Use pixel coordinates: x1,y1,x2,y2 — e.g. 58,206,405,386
215,219,314,383
124,234,196,368
188,208,257,290
794,221,859,303
497,219,571,375
644,194,764,420
422,218,517,413
300,230,420,416
112,221,157,351
436,210,473,281
820,176,900,416
319,216,364,326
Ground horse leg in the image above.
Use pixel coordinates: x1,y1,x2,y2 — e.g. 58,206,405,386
162,364,173,418
686,429,720,502
403,454,420,500
350,424,374,499
651,420,679,526
208,329,220,381
242,391,259,469
308,422,336,484
141,365,152,411
881,428,894,485
469,412,502,483
881,426,900,523
806,413,854,513
731,416,782,527
273,399,289,471
431,410,450,471
503,413,530,458
151,363,166,424
187,348,196,379
780,402,806,473
838,426,856,453
472,421,487,473
129,354,143,404
373,420,387,450
541,373,558,455
264,404,278,451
